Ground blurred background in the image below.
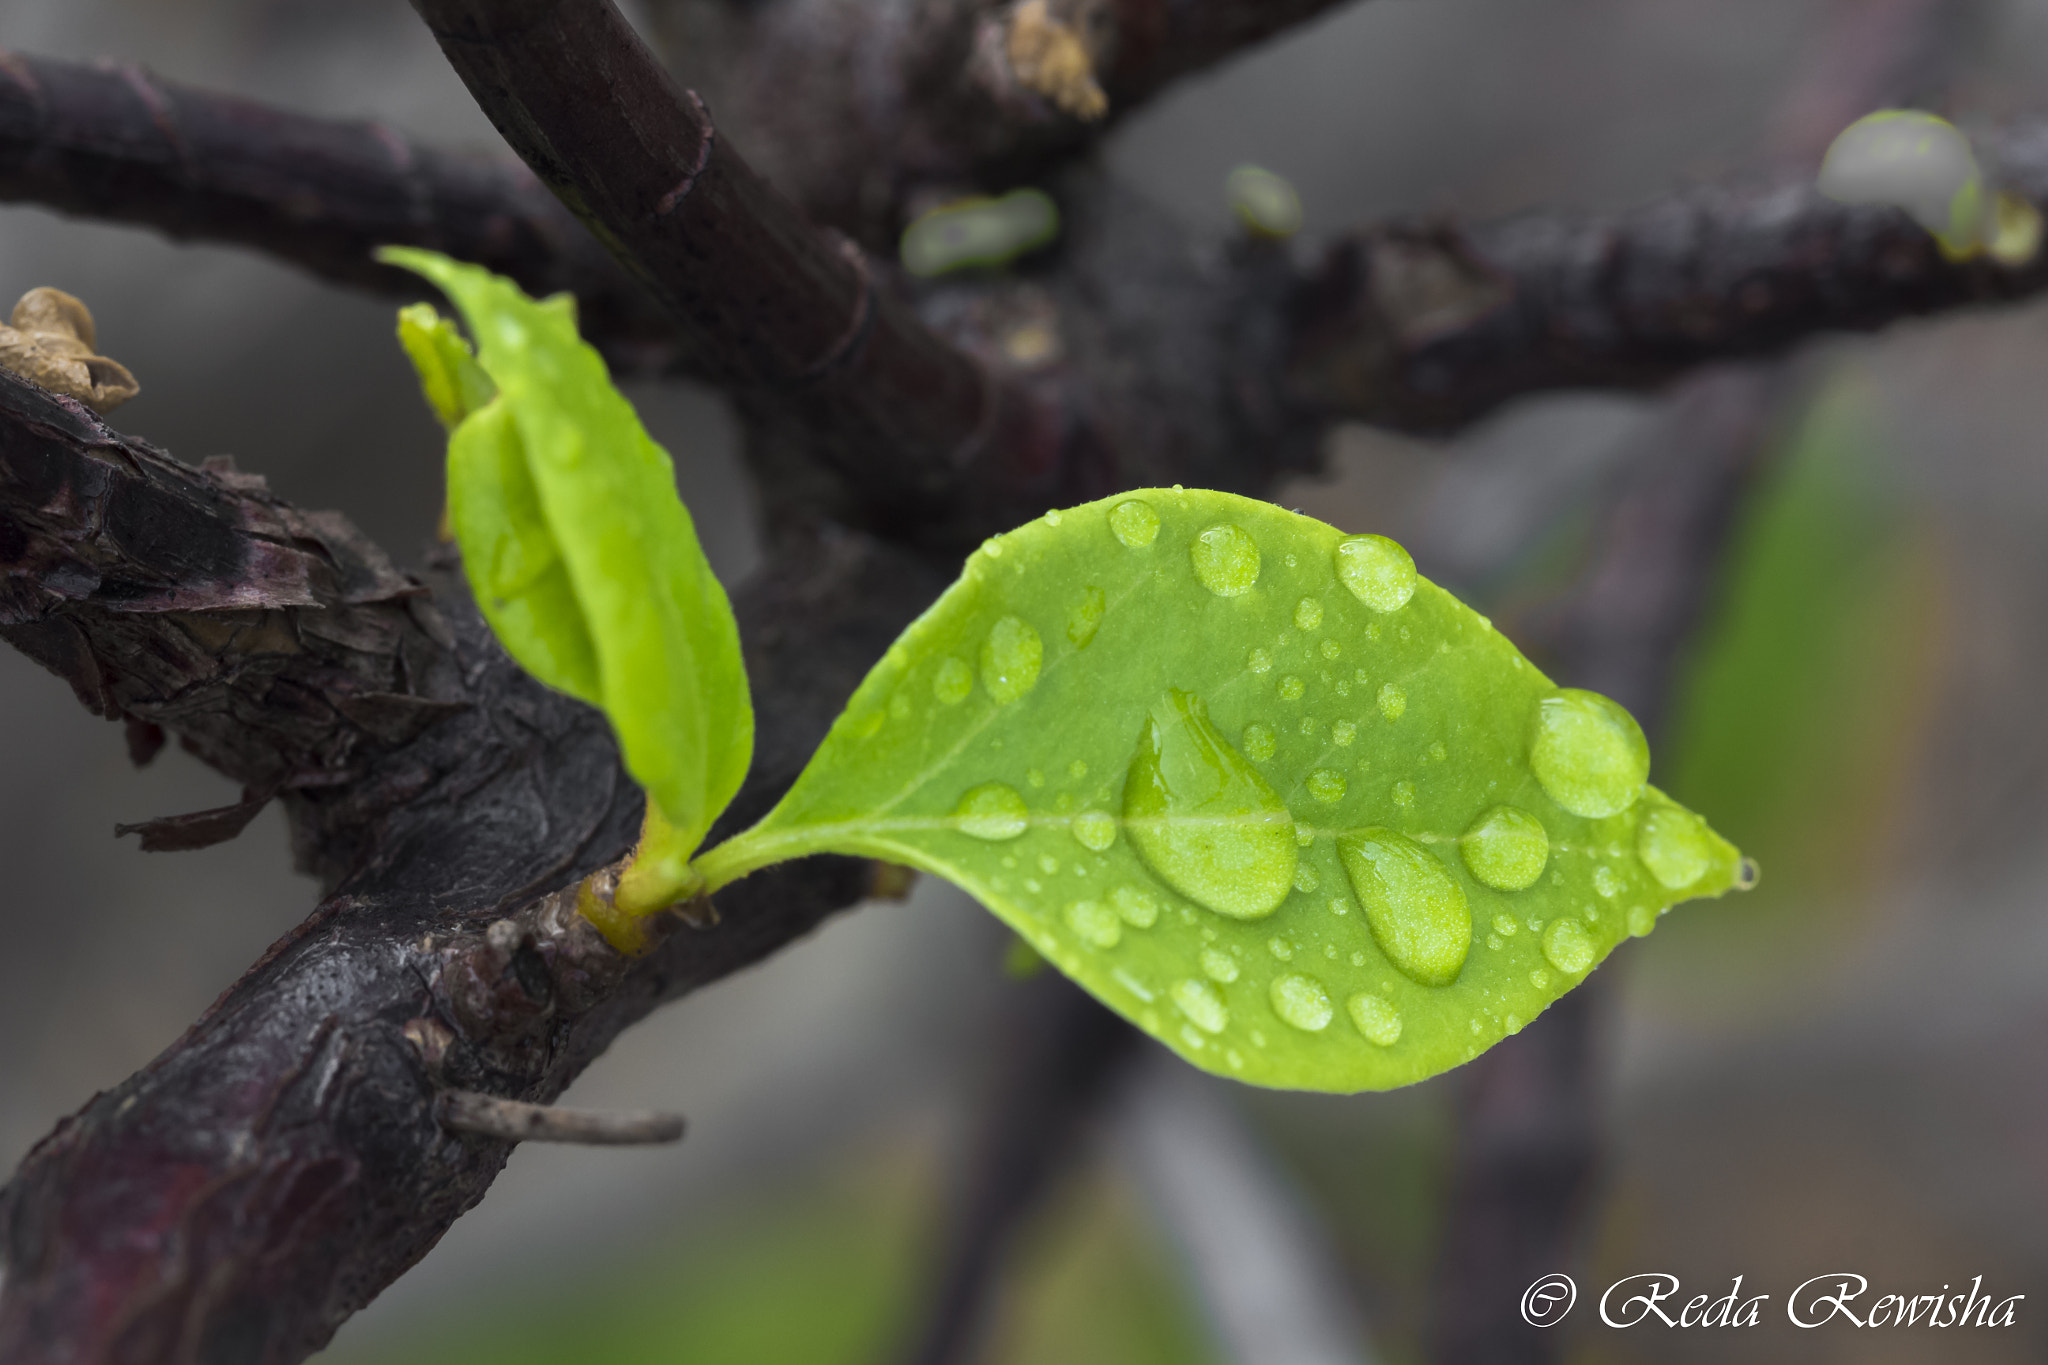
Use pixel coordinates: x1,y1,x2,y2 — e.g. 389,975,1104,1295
1,0,2045,1361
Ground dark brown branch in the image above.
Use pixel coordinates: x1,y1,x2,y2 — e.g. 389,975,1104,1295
408,0,1062,532
0,368,957,1363
896,970,1138,1365
658,0,1361,245
1287,129,2048,433
431,1090,685,1145
0,47,681,372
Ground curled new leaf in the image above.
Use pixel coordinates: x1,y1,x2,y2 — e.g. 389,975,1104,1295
696,490,1747,1092
381,249,752,896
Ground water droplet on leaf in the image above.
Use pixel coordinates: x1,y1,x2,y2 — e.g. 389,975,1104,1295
1065,900,1121,948
1294,597,1324,630
1347,993,1402,1046
1377,683,1406,721
1109,499,1159,549
954,782,1029,840
1460,806,1549,891
1242,722,1276,761
1333,720,1357,747
1528,688,1648,818
1541,917,1596,975
1338,828,1473,987
932,657,974,705
979,616,1043,704
1190,523,1261,597
1121,688,1297,920
1200,947,1240,983
1112,885,1159,928
1270,975,1334,1031
1173,979,1229,1033
1592,864,1622,898
1307,769,1348,803
1247,647,1272,674
1279,675,1305,701
1293,862,1320,892
1334,534,1417,612
1072,810,1117,851
1637,806,1712,889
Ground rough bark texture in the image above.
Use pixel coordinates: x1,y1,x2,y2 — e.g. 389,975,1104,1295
0,368,950,1362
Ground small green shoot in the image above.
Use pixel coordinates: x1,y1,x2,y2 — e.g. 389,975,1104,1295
382,249,752,941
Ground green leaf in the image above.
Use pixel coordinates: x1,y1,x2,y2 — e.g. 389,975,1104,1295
380,248,752,874
697,490,1747,1092
395,302,496,431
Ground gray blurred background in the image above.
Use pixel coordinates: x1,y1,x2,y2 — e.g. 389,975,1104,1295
2,1,2046,1361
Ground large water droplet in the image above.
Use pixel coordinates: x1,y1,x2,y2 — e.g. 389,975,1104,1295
1123,689,1297,920
980,615,1043,704
1173,978,1229,1033
1112,885,1159,928
1072,810,1117,852
1334,534,1417,612
1637,806,1711,889
954,782,1028,840
1065,900,1121,949
1109,499,1159,548
1347,993,1402,1046
1270,975,1334,1031
1460,806,1549,891
1338,828,1472,987
1541,918,1595,975
1190,523,1261,597
1067,585,1106,649
932,657,974,706
1528,688,1648,818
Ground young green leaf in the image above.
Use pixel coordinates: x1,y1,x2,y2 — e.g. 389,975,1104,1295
381,249,752,891
696,490,1748,1092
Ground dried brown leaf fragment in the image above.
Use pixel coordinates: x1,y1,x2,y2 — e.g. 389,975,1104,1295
1006,0,1111,121
0,287,138,412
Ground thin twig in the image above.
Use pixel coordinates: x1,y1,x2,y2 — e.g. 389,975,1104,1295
408,0,1030,524
433,1090,685,1146
897,968,1139,1365
0,47,679,370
